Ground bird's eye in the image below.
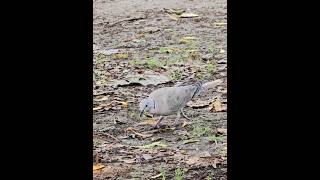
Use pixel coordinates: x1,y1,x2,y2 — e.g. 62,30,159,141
145,105,147,107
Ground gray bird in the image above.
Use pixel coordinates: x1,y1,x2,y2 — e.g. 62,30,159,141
139,81,203,128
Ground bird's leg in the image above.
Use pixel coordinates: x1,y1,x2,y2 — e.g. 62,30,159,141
180,108,191,120
154,116,164,128
174,111,181,126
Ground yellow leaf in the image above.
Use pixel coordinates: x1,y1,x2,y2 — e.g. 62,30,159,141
179,12,199,18
138,118,157,126
212,100,223,112
180,149,187,155
93,164,105,172
112,53,128,59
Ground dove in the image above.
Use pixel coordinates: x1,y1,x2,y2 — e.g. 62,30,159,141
139,79,222,128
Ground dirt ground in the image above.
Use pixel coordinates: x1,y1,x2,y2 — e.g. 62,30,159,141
93,0,227,179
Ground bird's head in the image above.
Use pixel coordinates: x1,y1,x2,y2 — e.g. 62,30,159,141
139,98,155,117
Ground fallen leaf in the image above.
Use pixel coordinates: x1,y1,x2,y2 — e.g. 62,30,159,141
93,106,103,111
186,156,201,165
111,74,171,87
151,173,162,179
200,151,211,158
143,27,160,34
181,121,192,127
137,141,168,149
114,101,128,108
219,49,226,53
125,127,153,138
214,22,227,26
187,99,211,108
133,131,153,138
179,12,199,18
122,159,135,164
217,128,227,134
138,119,157,126
142,154,153,160
164,28,173,32
98,49,120,55
212,100,224,112
167,13,179,21
180,36,198,44
102,165,131,178
159,47,178,53
112,53,129,59
93,164,105,173
94,95,109,102
180,150,187,155
221,89,227,95
183,139,199,144
186,156,220,168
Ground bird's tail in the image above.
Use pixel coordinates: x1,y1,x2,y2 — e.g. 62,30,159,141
191,81,203,99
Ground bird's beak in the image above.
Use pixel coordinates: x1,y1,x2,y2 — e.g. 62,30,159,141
140,108,145,117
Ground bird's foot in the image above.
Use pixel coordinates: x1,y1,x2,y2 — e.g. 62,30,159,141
153,116,164,129
173,118,181,127
180,109,191,120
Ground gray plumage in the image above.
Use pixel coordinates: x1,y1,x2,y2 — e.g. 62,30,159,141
148,82,201,115
139,80,222,127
